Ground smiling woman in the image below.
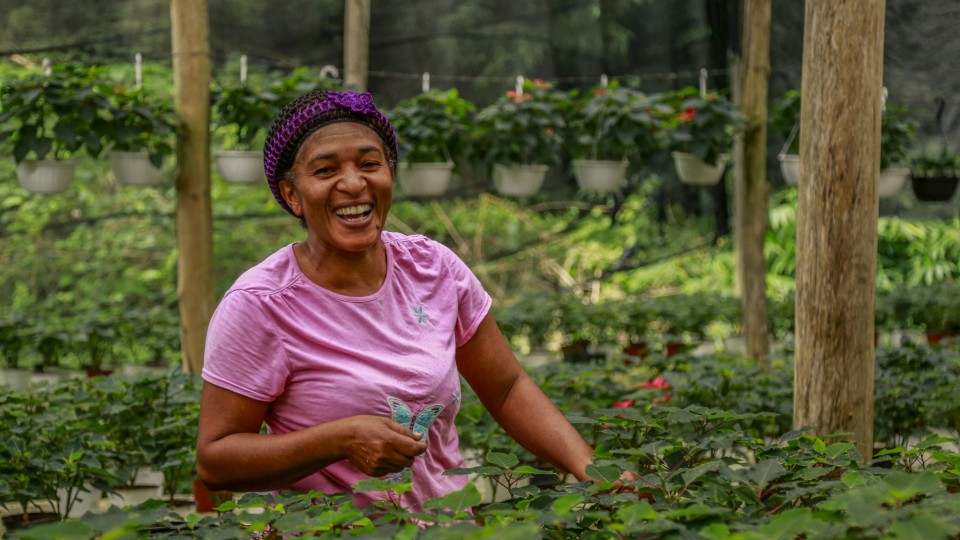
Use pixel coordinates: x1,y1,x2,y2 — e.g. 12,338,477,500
195,90,598,511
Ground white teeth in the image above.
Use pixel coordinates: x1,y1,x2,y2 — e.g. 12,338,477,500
335,204,372,217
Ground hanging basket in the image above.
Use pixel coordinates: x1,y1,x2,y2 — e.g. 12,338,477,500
110,151,165,186
214,150,264,184
671,151,728,186
878,166,909,198
571,159,628,192
15,159,76,194
396,161,454,197
911,175,959,202
778,153,800,186
492,163,548,197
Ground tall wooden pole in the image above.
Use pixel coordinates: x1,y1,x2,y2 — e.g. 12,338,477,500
170,0,214,375
734,0,771,362
343,0,371,91
794,0,885,462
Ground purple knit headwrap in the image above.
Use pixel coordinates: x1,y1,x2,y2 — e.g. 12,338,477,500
263,90,399,216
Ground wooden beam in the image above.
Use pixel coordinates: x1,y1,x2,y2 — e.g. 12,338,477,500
170,0,214,375
344,0,371,91
734,0,771,362
794,0,885,462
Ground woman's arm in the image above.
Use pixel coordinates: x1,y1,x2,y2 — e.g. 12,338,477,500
455,312,595,481
196,382,427,492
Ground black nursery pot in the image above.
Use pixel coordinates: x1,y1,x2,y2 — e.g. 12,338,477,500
911,175,959,202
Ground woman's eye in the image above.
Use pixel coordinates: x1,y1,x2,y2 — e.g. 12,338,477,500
361,161,382,170
313,166,335,175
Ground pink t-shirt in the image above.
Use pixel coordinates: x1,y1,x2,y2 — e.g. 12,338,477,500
202,231,492,509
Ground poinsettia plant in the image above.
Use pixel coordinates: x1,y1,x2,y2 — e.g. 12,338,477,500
471,79,568,166
661,87,745,165
389,89,475,163
565,82,667,161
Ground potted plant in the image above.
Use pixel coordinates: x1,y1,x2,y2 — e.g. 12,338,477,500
878,103,916,198
388,89,475,197
0,310,33,390
909,148,960,202
662,87,744,186
770,89,801,186
0,64,111,193
471,79,568,197
101,85,176,187
211,69,343,184
565,83,666,192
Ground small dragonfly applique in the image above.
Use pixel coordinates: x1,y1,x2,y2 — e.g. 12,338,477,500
387,397,444,442
413,306,429,324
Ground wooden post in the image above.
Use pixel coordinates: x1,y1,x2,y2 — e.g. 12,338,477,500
170,0,215,375
794,0,885,462
734,0,771,362
343,0,371,91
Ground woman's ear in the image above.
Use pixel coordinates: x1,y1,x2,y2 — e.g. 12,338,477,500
279,179,303,217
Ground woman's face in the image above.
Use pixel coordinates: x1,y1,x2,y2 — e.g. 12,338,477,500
279,122,394,257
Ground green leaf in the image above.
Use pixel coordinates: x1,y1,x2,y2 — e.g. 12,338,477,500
12,519,95,540
615,500,658,526
486,452,519,469
512,465,554,475
426,482,481,513
585,464,622,483
812,438,827,454
746,459,785,489
884,471,943,502
889,513,953,540
757,508,816,540
551,494,585,515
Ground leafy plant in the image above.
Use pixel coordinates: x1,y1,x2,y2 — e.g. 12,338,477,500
471,78,568,166
881,102,916,169
661,87,745,165
388,89,474,163
565,82,666,162
0,64,112,162
770,88,801,155
910,148,960,178
100,85,177,167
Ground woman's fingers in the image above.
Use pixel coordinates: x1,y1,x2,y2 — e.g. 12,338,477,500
345,416,428,475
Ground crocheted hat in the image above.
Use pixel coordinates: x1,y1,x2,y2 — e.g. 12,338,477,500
263,90,399,216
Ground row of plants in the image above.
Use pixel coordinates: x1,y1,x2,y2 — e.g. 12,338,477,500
0,304,180,381
770,88,960,201
6,346,959,537
0,369,200,527
492,280,960,359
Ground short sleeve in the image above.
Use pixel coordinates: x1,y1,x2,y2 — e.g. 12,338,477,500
438,244,492,347
202,290,292,401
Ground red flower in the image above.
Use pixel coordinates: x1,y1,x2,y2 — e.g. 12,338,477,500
594,88,606,98
653,393,672,405
506,90,532,103
640,376,671,389
677,108,696,122
532,79,551,89
611,399,635,409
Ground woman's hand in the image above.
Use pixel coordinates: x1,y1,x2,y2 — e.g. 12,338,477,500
342,416,428,477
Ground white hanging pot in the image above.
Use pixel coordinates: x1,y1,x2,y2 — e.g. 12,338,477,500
778,153,800,186
110,151,164,186
214,150,264,184
492,163,549,197
16,159,76,194
571,159,628,192
671,152,728,186
878,166,909,198
396,161,454,196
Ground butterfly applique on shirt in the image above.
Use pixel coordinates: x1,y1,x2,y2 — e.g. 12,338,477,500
387,397,444,443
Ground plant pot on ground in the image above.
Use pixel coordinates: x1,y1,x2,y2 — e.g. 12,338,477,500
0,64,111,194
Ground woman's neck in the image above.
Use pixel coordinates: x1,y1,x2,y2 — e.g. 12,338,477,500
294,239,387,296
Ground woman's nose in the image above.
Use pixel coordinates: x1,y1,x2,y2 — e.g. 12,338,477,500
336,165,367,193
